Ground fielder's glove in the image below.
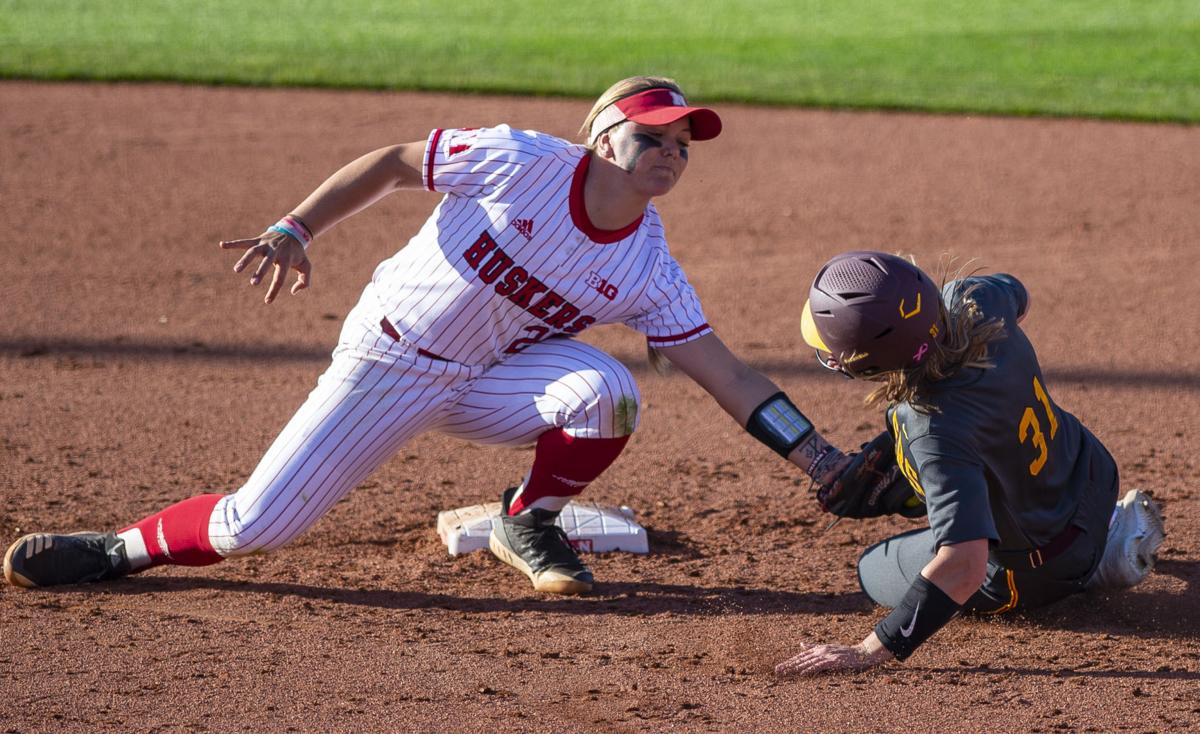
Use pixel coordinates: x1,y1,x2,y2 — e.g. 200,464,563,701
816,431,925,519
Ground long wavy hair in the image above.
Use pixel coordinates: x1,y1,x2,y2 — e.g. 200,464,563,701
864,263,1008,411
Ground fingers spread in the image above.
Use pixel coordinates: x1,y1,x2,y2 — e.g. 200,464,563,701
265,261,286,303
233,249,257,273
234,242,274,274
224,233,310,303
776,657,819,678
219,237,263,250
774,645,813,677
786,654,831,677
250,247,275,285
291,259,312,295
775,644,860,678
775,659,802,677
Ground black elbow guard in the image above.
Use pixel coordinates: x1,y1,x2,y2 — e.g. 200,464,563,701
874,574,963,661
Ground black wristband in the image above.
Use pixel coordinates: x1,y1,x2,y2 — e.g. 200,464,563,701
745,392,815,458
874,574,962,661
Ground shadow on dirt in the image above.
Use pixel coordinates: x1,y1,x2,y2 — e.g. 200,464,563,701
1002,559,1199,640
6,337,1200,388
929,664,1200,682
643,528,708,560
45,575,874,618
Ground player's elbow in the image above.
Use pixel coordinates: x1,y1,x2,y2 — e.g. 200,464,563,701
931,539,990,603
963,558,988,594
383,143,427,190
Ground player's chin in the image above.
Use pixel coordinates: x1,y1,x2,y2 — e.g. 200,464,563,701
641,173,679,198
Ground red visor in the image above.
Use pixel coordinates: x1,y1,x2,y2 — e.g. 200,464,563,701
590,88,722,143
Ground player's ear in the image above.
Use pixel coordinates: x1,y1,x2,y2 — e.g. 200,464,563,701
596,130,617,161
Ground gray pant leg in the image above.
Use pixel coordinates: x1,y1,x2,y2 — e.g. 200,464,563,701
857,527,937,608
857,526,1102,613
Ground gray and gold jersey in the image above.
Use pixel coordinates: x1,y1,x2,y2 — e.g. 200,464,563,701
890,275,1115,552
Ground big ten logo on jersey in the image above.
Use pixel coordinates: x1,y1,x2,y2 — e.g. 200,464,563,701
444,128,479,157
585,271,619,301
1017,375,1059,476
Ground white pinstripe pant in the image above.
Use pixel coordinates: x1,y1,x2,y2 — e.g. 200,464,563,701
207,301,640,557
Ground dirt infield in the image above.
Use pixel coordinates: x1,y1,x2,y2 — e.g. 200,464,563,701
2,81,1198,732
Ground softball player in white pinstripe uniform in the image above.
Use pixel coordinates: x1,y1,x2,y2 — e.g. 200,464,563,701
6,76,852,595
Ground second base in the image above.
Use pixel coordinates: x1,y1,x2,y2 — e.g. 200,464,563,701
437,500,649,556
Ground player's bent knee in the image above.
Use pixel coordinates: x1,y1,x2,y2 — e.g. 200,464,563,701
207,495,296,558
856,544,900,608
210,529,279,559
563,372,640,439
856,529,936,609
609,391,640,438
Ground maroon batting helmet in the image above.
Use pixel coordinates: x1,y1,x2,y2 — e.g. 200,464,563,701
801,251,944,377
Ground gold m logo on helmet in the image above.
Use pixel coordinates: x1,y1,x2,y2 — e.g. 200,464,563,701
899,293,922,319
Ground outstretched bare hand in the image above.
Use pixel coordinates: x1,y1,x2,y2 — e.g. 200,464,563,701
774,642,891,678
220,231,312,304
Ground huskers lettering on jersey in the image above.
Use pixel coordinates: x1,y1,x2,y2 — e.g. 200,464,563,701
368,125,712,366
463,230,595,335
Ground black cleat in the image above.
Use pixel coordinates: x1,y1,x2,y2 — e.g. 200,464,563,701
3,532,131,588
489,488,593,595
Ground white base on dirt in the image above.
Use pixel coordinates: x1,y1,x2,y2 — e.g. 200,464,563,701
437,500,648,556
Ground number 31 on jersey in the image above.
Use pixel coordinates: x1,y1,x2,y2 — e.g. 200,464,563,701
1017,375,1059,476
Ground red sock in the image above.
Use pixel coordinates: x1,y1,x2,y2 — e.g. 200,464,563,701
508,429,630,515
118,494,224,570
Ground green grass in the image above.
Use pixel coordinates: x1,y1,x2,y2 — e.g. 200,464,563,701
2,0,1199,121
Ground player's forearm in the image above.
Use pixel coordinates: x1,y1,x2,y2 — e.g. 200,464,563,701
874,541,987,662
662,335,846,477
663,334,778,423
291,144,423,238
720,370,849,481
707,365,848,479
706,361,779,425
873,573,963,662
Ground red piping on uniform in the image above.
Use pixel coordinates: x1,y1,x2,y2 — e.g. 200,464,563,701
425,129,444,192
646,323,711,344
569,154,644,244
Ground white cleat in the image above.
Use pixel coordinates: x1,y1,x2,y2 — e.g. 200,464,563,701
1088,489,1166,589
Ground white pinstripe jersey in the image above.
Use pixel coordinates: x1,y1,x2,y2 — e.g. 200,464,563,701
369,125,712,366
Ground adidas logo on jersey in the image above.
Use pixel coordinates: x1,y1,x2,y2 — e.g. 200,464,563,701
511,218,535,241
